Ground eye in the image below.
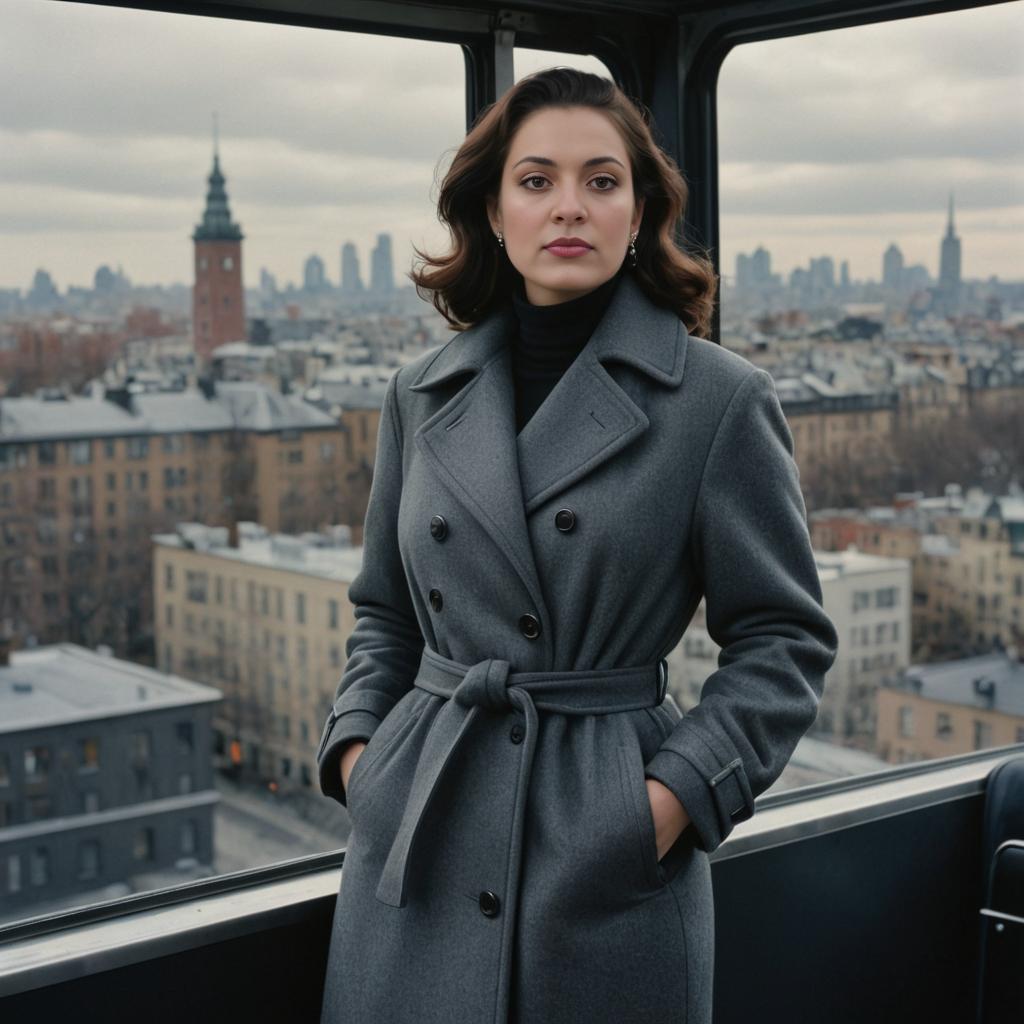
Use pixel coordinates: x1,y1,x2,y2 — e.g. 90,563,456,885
520,175,548,189
590,175,618,190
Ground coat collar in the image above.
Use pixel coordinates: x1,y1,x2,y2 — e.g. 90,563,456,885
408,272,687,393
406,274,690,666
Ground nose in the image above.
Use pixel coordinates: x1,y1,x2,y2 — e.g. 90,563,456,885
551,182,587,223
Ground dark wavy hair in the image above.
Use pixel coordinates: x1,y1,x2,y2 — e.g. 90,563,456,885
408,67,718,336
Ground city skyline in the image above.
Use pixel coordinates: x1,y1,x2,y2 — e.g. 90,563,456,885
1,1,1021,291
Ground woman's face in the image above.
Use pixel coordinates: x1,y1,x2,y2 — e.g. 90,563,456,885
487,105,644,306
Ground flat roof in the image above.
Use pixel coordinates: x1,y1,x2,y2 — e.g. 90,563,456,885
0,644,221,735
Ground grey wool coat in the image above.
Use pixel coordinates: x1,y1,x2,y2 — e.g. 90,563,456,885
315,270,839,1024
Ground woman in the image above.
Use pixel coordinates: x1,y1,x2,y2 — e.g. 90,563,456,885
316,68,838,1024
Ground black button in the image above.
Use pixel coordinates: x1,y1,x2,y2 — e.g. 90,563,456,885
518,614,541,640
429,589,443,612
429,514,448,541
555,508,575,532
510,723,525,744
478,890,501,917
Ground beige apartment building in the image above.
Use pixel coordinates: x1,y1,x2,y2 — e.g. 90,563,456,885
153,522,359,790
0,380,375,658
877,650,1024,764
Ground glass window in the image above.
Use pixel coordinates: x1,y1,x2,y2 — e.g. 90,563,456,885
79,737,100,772
328,598,339,630
133,827,155,861
78,841,100,881
296,592,306,625
176,721,194,754
24,746,50,780
30,848,49,887
181,820,198,856
3,0,465,926
7,854,22,893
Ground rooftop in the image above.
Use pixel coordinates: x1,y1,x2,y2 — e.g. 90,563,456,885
153,521,363,582
899,650,1024,717
0,644,222,734
814,548,911,578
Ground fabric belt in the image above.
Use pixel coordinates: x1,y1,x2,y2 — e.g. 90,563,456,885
375,646,668,908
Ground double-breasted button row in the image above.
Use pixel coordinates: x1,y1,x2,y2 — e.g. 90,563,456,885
518,614,541,640
478,890,501,917
428,510,576,538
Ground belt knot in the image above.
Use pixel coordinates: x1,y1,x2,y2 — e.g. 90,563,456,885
452,658,512,713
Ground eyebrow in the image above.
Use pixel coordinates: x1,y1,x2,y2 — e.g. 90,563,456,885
511,155,626,170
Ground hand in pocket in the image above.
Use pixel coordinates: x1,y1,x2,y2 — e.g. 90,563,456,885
340,740,367,792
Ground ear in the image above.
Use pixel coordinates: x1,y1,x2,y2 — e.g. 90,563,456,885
485,196,501,235
631,196,645,236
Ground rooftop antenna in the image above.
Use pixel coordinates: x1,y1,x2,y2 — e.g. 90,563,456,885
212,110,219,160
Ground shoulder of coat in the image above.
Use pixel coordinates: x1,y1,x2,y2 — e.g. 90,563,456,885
683,334,763,393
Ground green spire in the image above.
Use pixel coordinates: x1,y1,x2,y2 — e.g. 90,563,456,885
193,112,243,242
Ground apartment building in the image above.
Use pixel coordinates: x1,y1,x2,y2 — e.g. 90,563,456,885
0,380,375,657
0,643,220,920
153,522,360,792
877,650,1024,764
812,549,912,752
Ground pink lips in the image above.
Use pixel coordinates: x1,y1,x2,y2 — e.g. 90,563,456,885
544,244,592,258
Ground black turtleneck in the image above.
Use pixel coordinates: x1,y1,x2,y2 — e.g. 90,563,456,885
510,267,623,435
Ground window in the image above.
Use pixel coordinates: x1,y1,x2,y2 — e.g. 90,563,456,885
7,854,22,893
852,591,871,612
134,827,155,861
936,713,952,738
181,820,198,856
30,849,49,887
328,598,339,629
78,841,101,881
79,737,100,772
37,441,57,465
898,706,914,739
24,746,50,781
176,721,194,754
83,790,100,814
296,592,306,625
973,720,992,751
0,752,9,786
179,772,193,794
4,0,466,924
68,439,92,464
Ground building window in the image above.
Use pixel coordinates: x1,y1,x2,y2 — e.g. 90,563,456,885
876,587,897,608
126,437,149,459
133,827,155,862
898,706,914,738
275,588,284,619
222,256,234,270
178,772,192,795
181,820,198,856
0,752,9,786
186,570,208,603
852,590,870,612
166,603,174,628
296,592,306,625
24,746,50,781
215,576,223,605
37,441,57,465
328,598,339,630
83,790,100,814
165,564,175,591
176,721,194,754
936,713,952,738
29,849,49,887
973,720,992,751
286,448,303,464
320,441,334,462
276,635,286,662
78,841,101,881
104,439,116,458
297,636,307,665
329,644,342,669
132,731,152,765
27,796,51,821
260,586,269,616
79,737,100,772
68,439,92,464
7,854,22,893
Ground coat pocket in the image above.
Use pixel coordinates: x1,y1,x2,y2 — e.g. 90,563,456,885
346,694,424,820
616,743,667,891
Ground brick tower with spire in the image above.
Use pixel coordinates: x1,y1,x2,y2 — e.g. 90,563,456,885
191,116,246,364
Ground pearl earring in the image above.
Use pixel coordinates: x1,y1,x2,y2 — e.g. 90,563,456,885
496,232,504,248
628,232,638,267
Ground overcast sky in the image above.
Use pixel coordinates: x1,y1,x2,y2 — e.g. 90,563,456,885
1,0,1020,292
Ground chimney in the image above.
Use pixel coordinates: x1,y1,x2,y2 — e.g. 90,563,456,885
197,374,217,400
227,519,240,549
105,385,135,414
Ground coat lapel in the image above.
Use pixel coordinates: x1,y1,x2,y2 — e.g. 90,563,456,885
407,273,690,629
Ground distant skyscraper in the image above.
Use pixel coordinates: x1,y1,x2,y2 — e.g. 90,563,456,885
938,193,962,312
27,269,59,308
735,246,771,289
750,246,771,284
840,260,850,289
808,256,835,291
882,244,904,290
191,119,246,364
304,254,328,292
341,242,364,294
370,232,395,293
259,267,278,294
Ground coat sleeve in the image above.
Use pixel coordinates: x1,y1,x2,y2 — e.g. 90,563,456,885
316,369,425,806
643,367,839,854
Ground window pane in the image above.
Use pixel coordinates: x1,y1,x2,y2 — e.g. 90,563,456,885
716,3,1024,787
0,0,463,928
